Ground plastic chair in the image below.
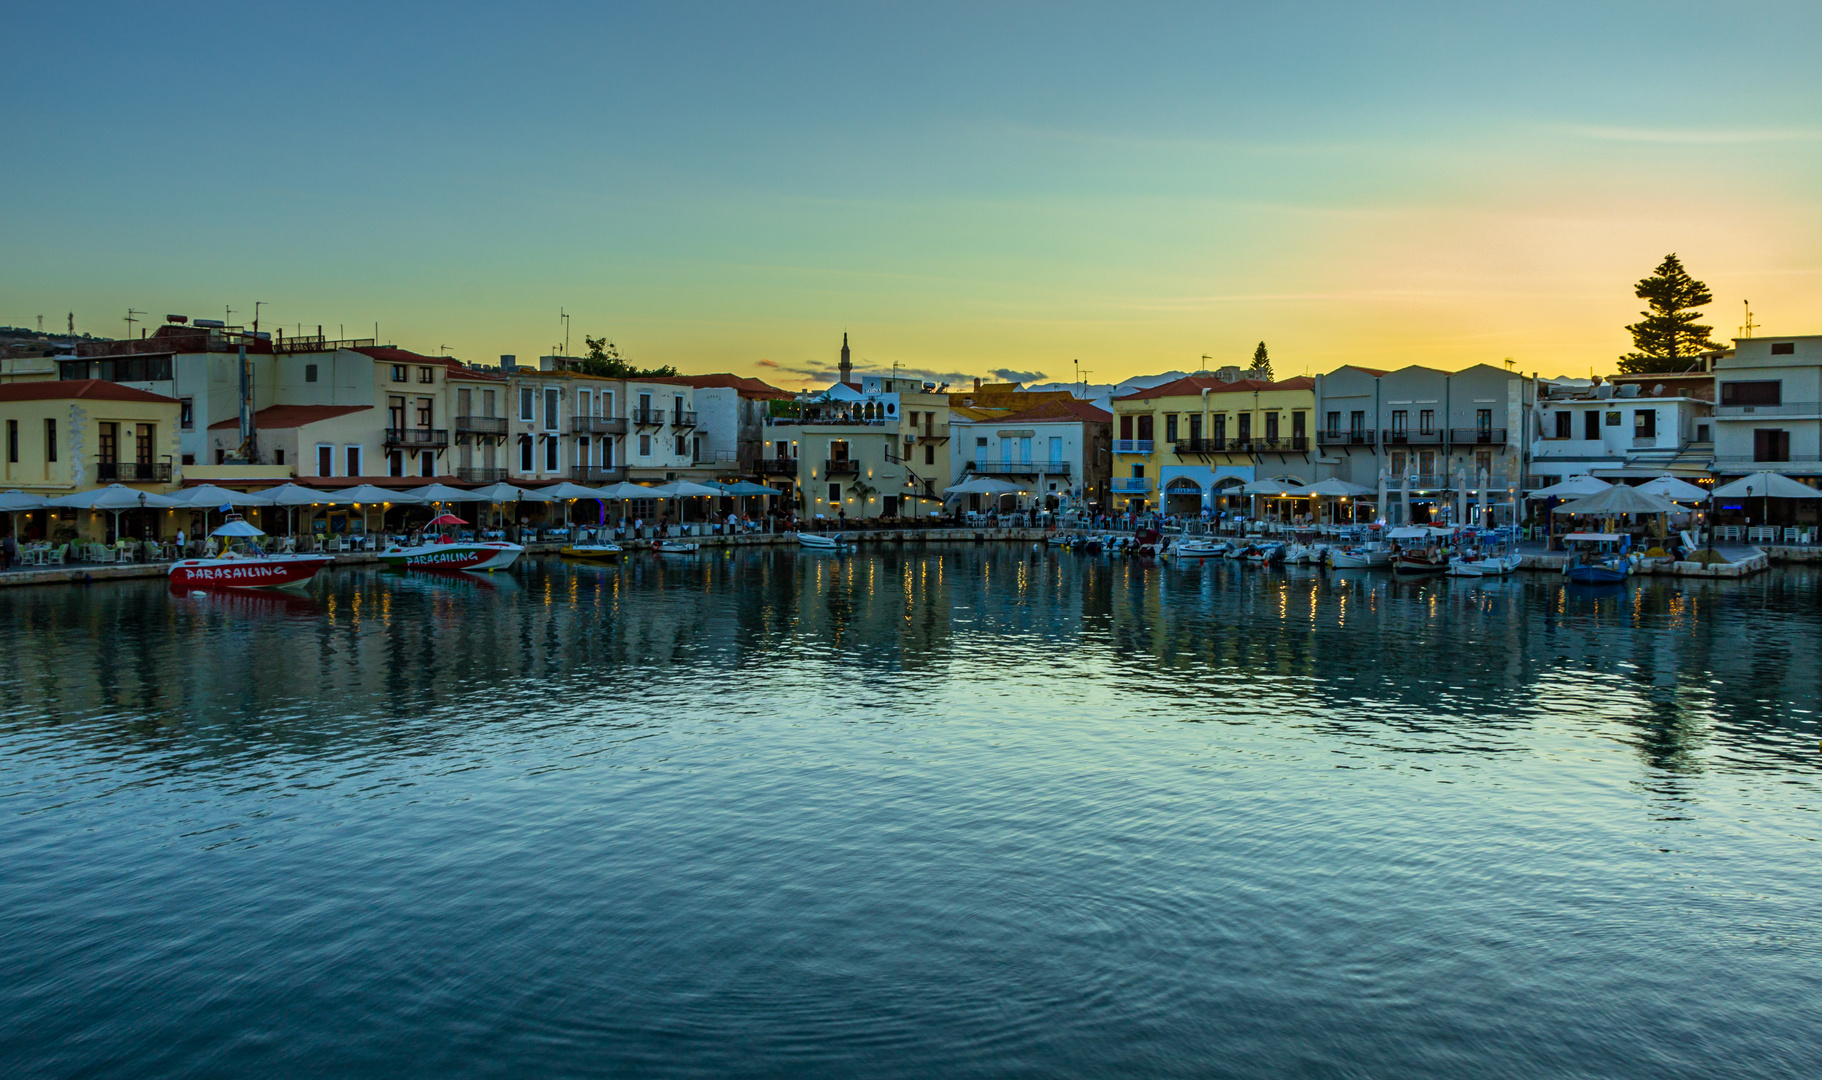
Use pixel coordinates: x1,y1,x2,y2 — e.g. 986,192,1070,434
48,544,67,565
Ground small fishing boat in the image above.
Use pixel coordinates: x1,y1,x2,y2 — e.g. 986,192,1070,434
1388,527,1449,574
560,542,623,561
379,513,523,572
1171,537,1229,558
1562,532,1632,584
655,539,699,554
796,531,848,550
1242,541,1286,565
168,515,332,590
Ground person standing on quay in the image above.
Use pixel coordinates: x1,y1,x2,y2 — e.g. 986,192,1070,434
1,533,16,571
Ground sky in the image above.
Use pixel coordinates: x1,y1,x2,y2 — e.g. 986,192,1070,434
4,1,1819,387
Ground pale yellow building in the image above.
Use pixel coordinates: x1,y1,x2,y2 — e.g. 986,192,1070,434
0,378,184,540
1110,374,1317,513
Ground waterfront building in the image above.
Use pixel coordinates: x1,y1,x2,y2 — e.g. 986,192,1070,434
0,379,183,539
1109,372,1317,514
1709,334,1822,482
1528,371,1714,490
948,397,1111,510
759,336,953,519
1314,364,1532,524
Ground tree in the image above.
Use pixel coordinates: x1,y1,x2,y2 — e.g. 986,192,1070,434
580,334,679,379
1618,254,1724,374
1251,341,1273,381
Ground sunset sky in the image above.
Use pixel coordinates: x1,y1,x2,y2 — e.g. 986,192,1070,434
4,2,1818,386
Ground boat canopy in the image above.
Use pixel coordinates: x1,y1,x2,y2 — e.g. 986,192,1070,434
1385,527,1433,539
1562,532,1622,541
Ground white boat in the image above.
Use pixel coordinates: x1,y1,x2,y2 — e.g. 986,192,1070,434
170,514,334,590
1327,543,1390,568
379,539,523,571
796,531,848,550
1284,541,1330,565
1171,538,1229,558
655,540,699,554
1459,553,1523,576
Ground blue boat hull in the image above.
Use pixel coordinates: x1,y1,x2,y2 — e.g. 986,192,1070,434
1566,564,1627,584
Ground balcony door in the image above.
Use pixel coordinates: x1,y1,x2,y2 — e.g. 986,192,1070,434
389,396,406,430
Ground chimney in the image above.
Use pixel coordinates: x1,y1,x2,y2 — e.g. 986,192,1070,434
974,377,981,391
839,332,852,385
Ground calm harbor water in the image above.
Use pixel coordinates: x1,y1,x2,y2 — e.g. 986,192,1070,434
1,547,1819,1079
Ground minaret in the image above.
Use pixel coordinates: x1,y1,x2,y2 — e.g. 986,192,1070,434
839,332,852,385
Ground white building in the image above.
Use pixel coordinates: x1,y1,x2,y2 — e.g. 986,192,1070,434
1528,372,1714,486
1710,335,1822,479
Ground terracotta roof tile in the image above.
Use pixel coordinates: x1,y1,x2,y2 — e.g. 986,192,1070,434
0,379,180,405
208,404,373,430
1114,374,1315,402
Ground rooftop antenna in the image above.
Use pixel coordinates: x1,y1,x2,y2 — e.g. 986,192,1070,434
1073,358,1091,397
254,300,266,334
1199,354,1212,373
439,344,451,357
36,315,43,333
67,313,74,335
560,308,571,357
1739,300,1757,339
225,305,234,326
124,308,144,339
1503,356,1515,372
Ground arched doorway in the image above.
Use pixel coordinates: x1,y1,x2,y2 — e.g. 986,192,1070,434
1164,477,1204,517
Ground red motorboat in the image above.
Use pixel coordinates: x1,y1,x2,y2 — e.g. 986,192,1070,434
166,513,332,591
169,553,333,590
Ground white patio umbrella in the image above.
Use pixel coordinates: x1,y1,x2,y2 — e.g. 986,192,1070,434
0,489,48,544
467,481,552,533
47,484,185,543
260,483,350,536
337,484,423,538
172,484,274,538
1635,475,1709,502
943,477,1023,496
1551,486,1682,516
1529,475,1611,498
644,480,724,525
534,481,611,527
1302,478,1371,525
404,482,473,504
1712,471,1822,533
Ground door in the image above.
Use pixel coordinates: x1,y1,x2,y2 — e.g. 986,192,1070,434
1020,437,1031,463
389,396,405,430
1049,436,1063,463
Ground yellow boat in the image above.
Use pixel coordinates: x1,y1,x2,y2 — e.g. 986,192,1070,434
559,543,623,561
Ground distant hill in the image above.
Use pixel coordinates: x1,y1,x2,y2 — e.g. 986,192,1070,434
1025,370,1190,412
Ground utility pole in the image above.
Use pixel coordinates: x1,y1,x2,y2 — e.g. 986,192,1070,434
1740,300,1757,339
124,308,144,339
560,309,570,357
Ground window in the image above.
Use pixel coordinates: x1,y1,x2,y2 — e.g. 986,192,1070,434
1390,451,1406,475
457,388,472,416
1475,450,1493,478
828,484,841,503
133,423,150,464
1770,342,1795,355
1213,415,1227,443
1696,423,1711,442
1136,415,1153,441
317,444,333,476
305,364,318,383
6,420,15,463
180,398,194,429
1118,415,1132,441
602,391,613,416
1605,411,1621,426
675,434,686,456
416,397,433,428
907,411,919,428
1476,408,1492,434
1633,410,1657,438
345,445,362,476
520,387,535,421
1391,410,1408,435
639,433,652,456
519,437,533,473
692,436,702,462
1292,411,1306,439
1721,381,1781,407
1049,436,1063,462
44,419,56,463
1236,414,1251,442
182,453,196,466
1164,414,1178,442
418,366,434,384
673,394,685,424
1584,411,1600,440
98,423,118,464
601,439,613,468
1131,463,1145,478
544,388,559,430
389,450,403,476
484,389,497,417
420,451,434,477
925,444,935,465
976,436,988,448
1326,411,1340,434
274,448,284,466
1264,412,1279,441
1349,410,1365,436
1754,429,1791,463
392,365,407,382
545,436,558,472
1554,411,1572,439
1418,450,1435,475
1419,409,1434,434
578,436,591,466
388,395,406,430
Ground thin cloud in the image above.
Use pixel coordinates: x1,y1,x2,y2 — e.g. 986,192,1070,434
1562,124,1822,145
756,358,779,368
990,368,1048,383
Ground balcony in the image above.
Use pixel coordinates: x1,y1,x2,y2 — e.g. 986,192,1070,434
1111,477,1152,494
975,460,1071,476
824,458,860,476
454,415,509,438
1715,401,1822,418
570,465,628,483
1448,428,1507,445
1172,438,1227,455
1317,429,1376,447
385,427,449,449
1249,437,1310,454
913,423,951,442
1711,456,1822,471
1113,439,1155,454
1380,429,1444,446
694,450,738,466
631,408,666,428
97,461,173,482
455,466,510,483
569,416,627,435
672,410,698,429
755,458,798,475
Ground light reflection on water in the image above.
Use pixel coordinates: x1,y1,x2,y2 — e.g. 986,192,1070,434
1,547,1819,1079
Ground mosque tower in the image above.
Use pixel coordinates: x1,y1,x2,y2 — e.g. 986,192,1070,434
839,332,851,385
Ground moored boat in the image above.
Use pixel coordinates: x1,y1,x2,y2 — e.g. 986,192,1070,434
796,531,847,550
1388,527,1449,574
168,515,331,590
560,542,623,561
1562,532,1632,584
379,513,524,572
655,540,699,554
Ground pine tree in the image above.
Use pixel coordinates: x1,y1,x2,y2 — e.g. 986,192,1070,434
1251,341,1273,381
1618,254,1724,374
581,335,678,378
